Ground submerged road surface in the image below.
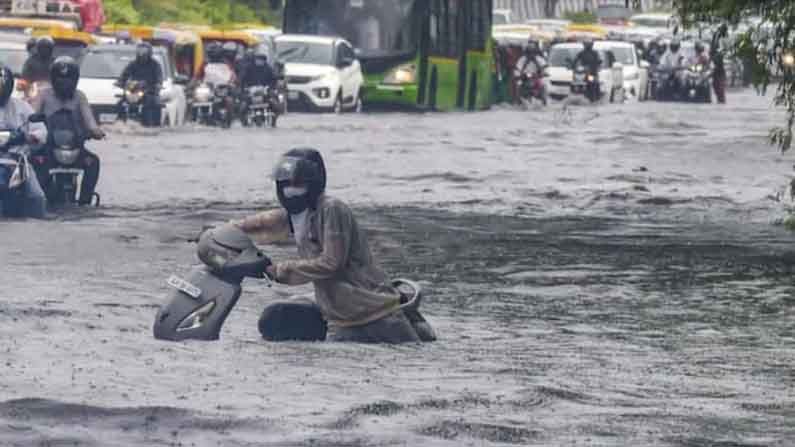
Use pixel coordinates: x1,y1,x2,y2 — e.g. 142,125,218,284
1,90,794,446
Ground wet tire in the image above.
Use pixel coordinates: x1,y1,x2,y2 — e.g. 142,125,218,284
258,300,327,342
353,92,363,113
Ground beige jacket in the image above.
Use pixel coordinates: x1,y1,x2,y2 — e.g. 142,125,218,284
234,195,402,328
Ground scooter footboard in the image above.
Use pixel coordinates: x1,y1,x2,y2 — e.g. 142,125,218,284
154,267,242,341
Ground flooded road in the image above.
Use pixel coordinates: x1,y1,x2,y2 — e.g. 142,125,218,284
1,89,794,446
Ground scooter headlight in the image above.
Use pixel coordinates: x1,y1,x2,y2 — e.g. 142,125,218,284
54,148,80,165
126,89,143,104
784,53,795,67
177,300,216,331
194,84,212,102
586,74,595,82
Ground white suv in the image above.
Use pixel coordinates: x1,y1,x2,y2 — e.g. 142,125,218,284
275,35,364,113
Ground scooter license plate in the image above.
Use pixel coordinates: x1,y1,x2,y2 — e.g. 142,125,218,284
99,113,117,124
167,275,202,299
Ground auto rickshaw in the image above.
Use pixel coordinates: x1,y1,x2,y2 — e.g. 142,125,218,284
564,24,609,42
0,17,78,33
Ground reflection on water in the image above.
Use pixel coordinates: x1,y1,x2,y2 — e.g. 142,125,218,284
0,89,794,446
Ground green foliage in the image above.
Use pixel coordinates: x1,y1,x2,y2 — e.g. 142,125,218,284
673,0,795,152
564,10,597,24
106,0,279,27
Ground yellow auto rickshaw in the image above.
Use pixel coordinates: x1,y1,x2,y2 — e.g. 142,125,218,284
0,17,78,33
32,27,96,59
564,24,609,42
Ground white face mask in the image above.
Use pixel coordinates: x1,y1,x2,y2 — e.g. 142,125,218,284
282,186,308,198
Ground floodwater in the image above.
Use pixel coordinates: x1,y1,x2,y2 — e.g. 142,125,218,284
1,90,794,446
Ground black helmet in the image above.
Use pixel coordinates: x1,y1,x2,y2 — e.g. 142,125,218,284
50,56,80,100
206,42,223,62
670,38,681,52
136,42,153,62
36,36,54,60
0,64,14,107
695,41,705,53
583,37,594,51
222,41,238,60
26,37,37,54
272,148,327,214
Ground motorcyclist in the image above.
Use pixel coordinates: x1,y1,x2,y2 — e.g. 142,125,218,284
232,148,436,344
513,39,547,104
690,41,711,67
572,37,602,96
118,42,163,127
201,42,237,86
31,56,105,206
239,48,276,89
0,64,47,218
646,39,662,66
659,38,686,92
21,37,55,83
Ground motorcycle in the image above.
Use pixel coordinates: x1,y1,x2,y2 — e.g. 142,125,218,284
153,224,424,342
570,64,600,103
516,71,548,106
190,82,214,125
240,85,280,128
650,66,677,101
212,83,235,129
680,62,713,103
0,114,44,217
42,110,101,207
116,80,162,127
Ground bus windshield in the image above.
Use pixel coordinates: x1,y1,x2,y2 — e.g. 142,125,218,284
284,0,421,58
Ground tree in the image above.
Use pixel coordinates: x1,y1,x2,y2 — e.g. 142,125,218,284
673,0,795,151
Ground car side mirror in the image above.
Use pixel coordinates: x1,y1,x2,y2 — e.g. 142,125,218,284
28,113,46,123
174,74,190,85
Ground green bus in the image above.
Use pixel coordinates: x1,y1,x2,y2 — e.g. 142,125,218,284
282,0,495,111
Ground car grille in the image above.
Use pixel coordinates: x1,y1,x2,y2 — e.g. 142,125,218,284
551,81,571,87
287,76,313,84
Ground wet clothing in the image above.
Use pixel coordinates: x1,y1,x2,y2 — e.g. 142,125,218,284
660,50,686,70
21,56,53,83
32,88,101,142
239,59,276,89
31,88,101,204
235,195,434,343
0,97,48,217
119,59,163,93
514,54,547,77
201,63,237,86
573,49,601,75
711,43,727,104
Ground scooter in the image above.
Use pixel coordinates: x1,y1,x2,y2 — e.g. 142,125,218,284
516,71,548,106
153,225,425,342
570,64,600,103
680,62,713,103
0,114,43,217
240,85,279,128
116,80,163,127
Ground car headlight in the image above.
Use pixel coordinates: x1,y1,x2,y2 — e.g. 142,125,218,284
177,300,216,331
54,148,80,165
784,53,795,67
384,64,416,85
0,131,10,146
194,85,212,102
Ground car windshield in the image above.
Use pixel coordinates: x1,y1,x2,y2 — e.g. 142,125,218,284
607,46,635,65
548,47,580,67
80,50,167,79
493,14,509,26
276,41,333,65
284,0,421,57
0,48,27,75
598,6,631,20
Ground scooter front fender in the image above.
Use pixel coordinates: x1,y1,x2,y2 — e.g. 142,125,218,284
154,266,243,341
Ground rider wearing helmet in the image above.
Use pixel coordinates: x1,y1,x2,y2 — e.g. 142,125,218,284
515,39,547,78
691,41,710,66
22,37,55,83
239,46,276,89
118,42,164,127
201,41,237,85
0,64,48,217
233,148,436,344
31,56,105,205
572,37,602,76
660,38,685,69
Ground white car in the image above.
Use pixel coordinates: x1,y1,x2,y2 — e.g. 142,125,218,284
601,41,650,101
546,42,624,102
629,13,680,31
275,35,364,113
78,44,188,127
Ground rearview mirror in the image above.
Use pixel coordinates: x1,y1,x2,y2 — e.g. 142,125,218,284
28,113,46,123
